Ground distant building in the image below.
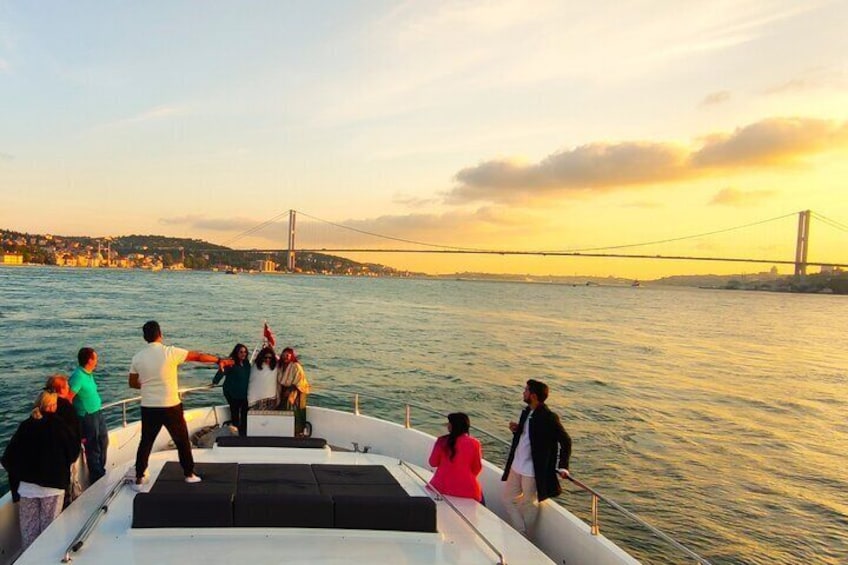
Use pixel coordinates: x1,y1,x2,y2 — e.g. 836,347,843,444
0,252,24,265
257,259,277,272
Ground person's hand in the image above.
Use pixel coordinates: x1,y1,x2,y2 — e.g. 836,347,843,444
558,468,570,479
509,421,518,433
218,358,234,370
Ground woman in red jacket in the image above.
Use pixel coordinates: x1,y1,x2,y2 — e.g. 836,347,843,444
428,412,483,502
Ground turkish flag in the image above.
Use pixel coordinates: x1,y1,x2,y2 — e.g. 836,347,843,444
263,322,276,348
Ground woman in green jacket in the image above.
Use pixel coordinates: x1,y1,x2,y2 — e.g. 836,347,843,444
213,343,251,436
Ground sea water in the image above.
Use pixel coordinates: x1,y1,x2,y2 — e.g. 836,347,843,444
0,266,845,564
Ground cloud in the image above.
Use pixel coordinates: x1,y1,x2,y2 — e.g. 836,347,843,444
700,90,731,107
0,152,13,162
764,67,848,94
690,117,848,168
709,187,777,207
451,143,689,204
448,116,848,204
92,105,185,131
392,194,439,208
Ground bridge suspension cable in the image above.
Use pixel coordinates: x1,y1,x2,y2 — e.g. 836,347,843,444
553,212,798,253
295,210,491,252
811,211,848,233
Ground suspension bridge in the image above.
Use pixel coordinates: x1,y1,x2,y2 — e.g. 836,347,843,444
219,209,848,276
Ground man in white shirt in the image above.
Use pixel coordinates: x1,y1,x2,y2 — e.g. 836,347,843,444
129,320,223,486
501,379,572,537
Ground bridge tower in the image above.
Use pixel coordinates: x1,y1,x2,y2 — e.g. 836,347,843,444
794,209,811,277
286,209,296,272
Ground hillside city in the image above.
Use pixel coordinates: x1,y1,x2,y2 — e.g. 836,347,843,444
0,229,411,277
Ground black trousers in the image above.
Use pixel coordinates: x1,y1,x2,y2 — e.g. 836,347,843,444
224,392,249,437
135,404,194,479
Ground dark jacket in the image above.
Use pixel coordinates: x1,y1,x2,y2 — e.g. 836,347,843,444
501,403,572,501
213,362,251,400
56,397,82,444
1,413,81,499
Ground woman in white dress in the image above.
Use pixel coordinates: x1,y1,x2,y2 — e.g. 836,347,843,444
247,346,278,410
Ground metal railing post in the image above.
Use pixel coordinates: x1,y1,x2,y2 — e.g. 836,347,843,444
354,393,360,415
122,402,128,427
591,494,600,535
404,404,411,428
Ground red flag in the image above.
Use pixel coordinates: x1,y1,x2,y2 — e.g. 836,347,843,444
263,322,276,348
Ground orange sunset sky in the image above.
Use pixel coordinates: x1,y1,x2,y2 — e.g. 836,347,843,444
2,1,847,277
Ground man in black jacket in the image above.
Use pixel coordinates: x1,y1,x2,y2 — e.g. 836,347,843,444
501,379,571,537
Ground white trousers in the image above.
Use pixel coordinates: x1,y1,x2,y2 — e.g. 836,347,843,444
502,469,539,536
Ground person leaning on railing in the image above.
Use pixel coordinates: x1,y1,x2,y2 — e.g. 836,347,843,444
1,391,81,551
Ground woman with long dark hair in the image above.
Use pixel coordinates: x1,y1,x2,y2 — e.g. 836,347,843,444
428,412,483,502
1,391,81,550
212,343,251,436
248,345,277,410
276,347,310,436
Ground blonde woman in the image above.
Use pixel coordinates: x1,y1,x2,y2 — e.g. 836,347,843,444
1,391,81,549
276,347,310,436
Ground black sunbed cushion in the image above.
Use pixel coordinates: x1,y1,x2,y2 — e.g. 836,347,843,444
318,483,407,498
132,492,234,528
312,464,398,485
333,495,436,532
216,436,327,448
150,462,238,495
233,493,334,528
238,464,317,484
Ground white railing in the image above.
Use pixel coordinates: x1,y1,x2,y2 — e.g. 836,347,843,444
96,384,711,564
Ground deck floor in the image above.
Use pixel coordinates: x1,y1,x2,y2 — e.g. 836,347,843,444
15,445,552,564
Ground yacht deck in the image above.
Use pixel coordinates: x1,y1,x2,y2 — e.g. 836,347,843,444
15,443,552,564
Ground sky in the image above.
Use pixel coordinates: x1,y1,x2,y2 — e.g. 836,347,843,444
2,0,848,278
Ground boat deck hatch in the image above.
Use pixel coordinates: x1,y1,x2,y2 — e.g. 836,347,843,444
132,461,437,532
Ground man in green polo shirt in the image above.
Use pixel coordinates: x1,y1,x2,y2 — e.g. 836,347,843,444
68,348,108,483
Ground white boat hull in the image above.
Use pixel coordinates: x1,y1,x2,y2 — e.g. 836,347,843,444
0,405,637,565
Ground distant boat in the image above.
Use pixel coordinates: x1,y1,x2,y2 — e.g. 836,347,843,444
631,280,641,287
225,269,237,275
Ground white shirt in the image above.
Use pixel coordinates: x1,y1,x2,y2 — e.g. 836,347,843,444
130,342,189,407
511,410,535,476
248,364,277,405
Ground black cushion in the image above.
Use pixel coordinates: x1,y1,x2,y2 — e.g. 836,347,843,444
234,493,334,528
150,462,238,496
155,461,238,483
318,483,408,498
132,492,233,528
238,464,317,484
333,496,436,532
240,481,321,495
312,464,398,485
216,436,327,448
